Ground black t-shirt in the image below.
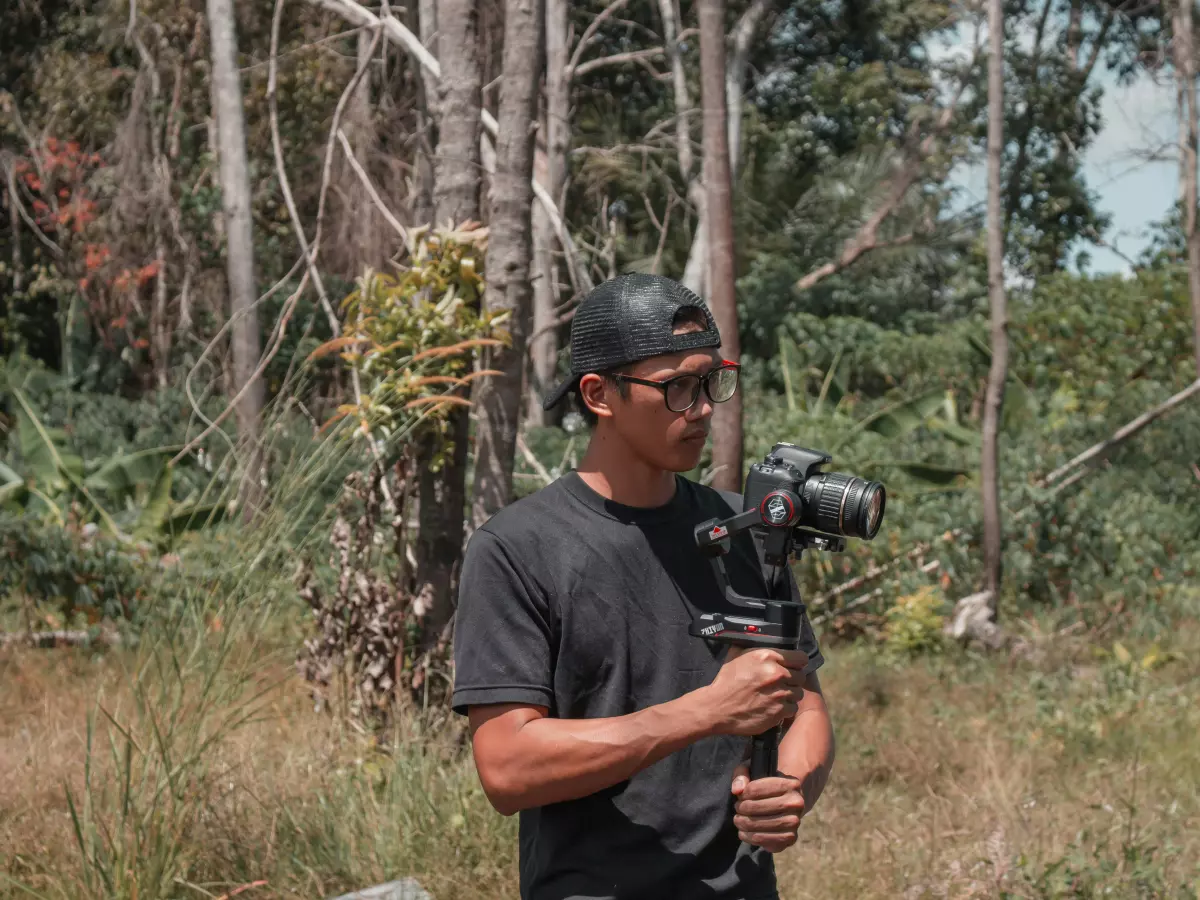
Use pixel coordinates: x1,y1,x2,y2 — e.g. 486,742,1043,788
451,471,824,900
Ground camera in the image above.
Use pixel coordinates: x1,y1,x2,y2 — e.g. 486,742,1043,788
743,443,886,542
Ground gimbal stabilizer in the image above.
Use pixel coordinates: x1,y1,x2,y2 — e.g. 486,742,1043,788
689,443,885,781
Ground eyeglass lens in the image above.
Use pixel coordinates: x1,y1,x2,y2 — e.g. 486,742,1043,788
665,366,739,412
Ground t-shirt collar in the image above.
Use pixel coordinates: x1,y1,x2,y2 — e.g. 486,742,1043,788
560,470,690,524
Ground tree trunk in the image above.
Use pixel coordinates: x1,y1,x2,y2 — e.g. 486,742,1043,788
698,0,743,494
472,0,543,526
526,0,569,426
413,0,482,658
408,0,437,228
206,0,265,520
1173,0,1200,377
981,0,1008,610
682,0,773,297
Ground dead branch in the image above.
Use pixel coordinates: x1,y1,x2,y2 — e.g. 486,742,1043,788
791,36,981,294
567,0,635,78
572,47,666,79
0,629,123,649
3,158,64,258
303,0,593,294
1037,378,1200,487
270,0,360,337
336,128,409,245
794,232,918,292
172,270,308,466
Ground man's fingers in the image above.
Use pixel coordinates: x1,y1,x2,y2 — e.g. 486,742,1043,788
777,649,810,672
738,830,798,853
734,812,802,834
737,775,802,802
735,791,805,818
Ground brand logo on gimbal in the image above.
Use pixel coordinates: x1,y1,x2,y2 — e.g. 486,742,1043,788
765,494,790,525
700,622,724,636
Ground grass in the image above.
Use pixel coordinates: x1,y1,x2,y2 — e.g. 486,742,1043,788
3,594,1198,900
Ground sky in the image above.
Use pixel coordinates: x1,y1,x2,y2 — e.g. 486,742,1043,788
930,21,1181,276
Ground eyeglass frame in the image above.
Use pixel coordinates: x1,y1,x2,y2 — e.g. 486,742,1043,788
608,360,741,413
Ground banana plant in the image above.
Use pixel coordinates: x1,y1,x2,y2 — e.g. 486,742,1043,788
0,385,225,546
767,330,978,495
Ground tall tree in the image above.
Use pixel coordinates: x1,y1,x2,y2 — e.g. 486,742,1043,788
472,0,543,525
206,0,265,519
1172,0,1200,376
982,0,1009,610
526,0,569,426
698,0,743,493
413,0,482,654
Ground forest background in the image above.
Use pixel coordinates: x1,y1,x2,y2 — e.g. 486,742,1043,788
2,0,1200,898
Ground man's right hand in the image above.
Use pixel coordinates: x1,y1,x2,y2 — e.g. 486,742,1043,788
702,646,809,736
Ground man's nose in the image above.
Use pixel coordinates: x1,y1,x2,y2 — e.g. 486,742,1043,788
686,392,714,421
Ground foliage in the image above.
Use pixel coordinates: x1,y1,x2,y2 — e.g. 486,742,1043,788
0,512,149,629
882,585,947,656
325,225,506,464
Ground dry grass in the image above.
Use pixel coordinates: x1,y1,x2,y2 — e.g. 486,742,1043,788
3,614,1198,900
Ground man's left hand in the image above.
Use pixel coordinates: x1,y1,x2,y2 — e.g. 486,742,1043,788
730,764,806,853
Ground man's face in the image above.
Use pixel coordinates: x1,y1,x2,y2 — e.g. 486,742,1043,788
583,346,728,473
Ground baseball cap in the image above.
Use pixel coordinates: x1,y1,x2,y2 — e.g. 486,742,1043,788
542,273,723,411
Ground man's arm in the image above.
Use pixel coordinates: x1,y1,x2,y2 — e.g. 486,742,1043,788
467,645,810,816
468,695,717,816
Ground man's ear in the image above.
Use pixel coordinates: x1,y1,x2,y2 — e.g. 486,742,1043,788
578,373,615,420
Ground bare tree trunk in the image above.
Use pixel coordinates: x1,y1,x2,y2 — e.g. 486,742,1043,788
681,0,772,296
414,0,482,659
409,0,437,228
698,0,743,494
206,0,265,520
981,0,1008,609
526,0,569,426
1173,0,1200,376
472,0,543,526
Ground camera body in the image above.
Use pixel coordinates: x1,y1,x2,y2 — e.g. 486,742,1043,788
743,442,886,544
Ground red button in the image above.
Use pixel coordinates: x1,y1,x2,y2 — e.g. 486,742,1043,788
746,625,759,633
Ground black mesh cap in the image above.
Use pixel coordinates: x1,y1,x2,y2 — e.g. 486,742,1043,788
543,273,722,410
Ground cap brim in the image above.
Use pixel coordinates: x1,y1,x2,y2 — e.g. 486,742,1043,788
542,375,579,411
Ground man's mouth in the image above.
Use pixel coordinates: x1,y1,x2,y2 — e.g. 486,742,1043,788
683,432,708,443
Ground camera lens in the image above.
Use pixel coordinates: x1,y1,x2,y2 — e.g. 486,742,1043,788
801,473,887,540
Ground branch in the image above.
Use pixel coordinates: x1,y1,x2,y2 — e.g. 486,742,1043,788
2,159,64,258
572,46,665,79
793,37,979,294
794,232,918,292
1036,378,1200,487
336,128,409,244
567,0,635,77
303,0,591,293
269,0,348,337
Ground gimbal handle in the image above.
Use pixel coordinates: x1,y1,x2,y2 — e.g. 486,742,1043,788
690,508,808,781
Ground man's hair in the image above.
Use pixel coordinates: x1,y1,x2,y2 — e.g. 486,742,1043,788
571,305,710,428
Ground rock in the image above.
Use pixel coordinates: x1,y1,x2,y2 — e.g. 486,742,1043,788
944,590,1007,650
327,879,432,900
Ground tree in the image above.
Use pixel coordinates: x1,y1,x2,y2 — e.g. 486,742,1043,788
698,0,744,494
981,0,1008,610
413,0,482,655
1171,0,1200,376
472,0,544,525
206,0,266,520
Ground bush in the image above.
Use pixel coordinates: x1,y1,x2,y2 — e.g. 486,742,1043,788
0,512,149,628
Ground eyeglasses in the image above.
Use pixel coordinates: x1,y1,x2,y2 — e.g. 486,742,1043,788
613,362,740,413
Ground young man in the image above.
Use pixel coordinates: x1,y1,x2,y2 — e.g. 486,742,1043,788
451,274,835,900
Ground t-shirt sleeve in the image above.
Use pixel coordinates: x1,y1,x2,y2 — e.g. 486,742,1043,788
451,527,556,716
782,564,825,677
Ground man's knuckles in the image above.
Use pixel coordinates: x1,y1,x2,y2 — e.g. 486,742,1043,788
738,776,802,801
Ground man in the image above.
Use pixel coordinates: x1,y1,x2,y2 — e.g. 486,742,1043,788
451,274,835,900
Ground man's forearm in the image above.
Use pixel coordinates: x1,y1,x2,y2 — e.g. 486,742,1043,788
482,688,720,814
777,678,835,811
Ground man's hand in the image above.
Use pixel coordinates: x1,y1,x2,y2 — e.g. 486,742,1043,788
730,764,805,853
703,647,809,737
